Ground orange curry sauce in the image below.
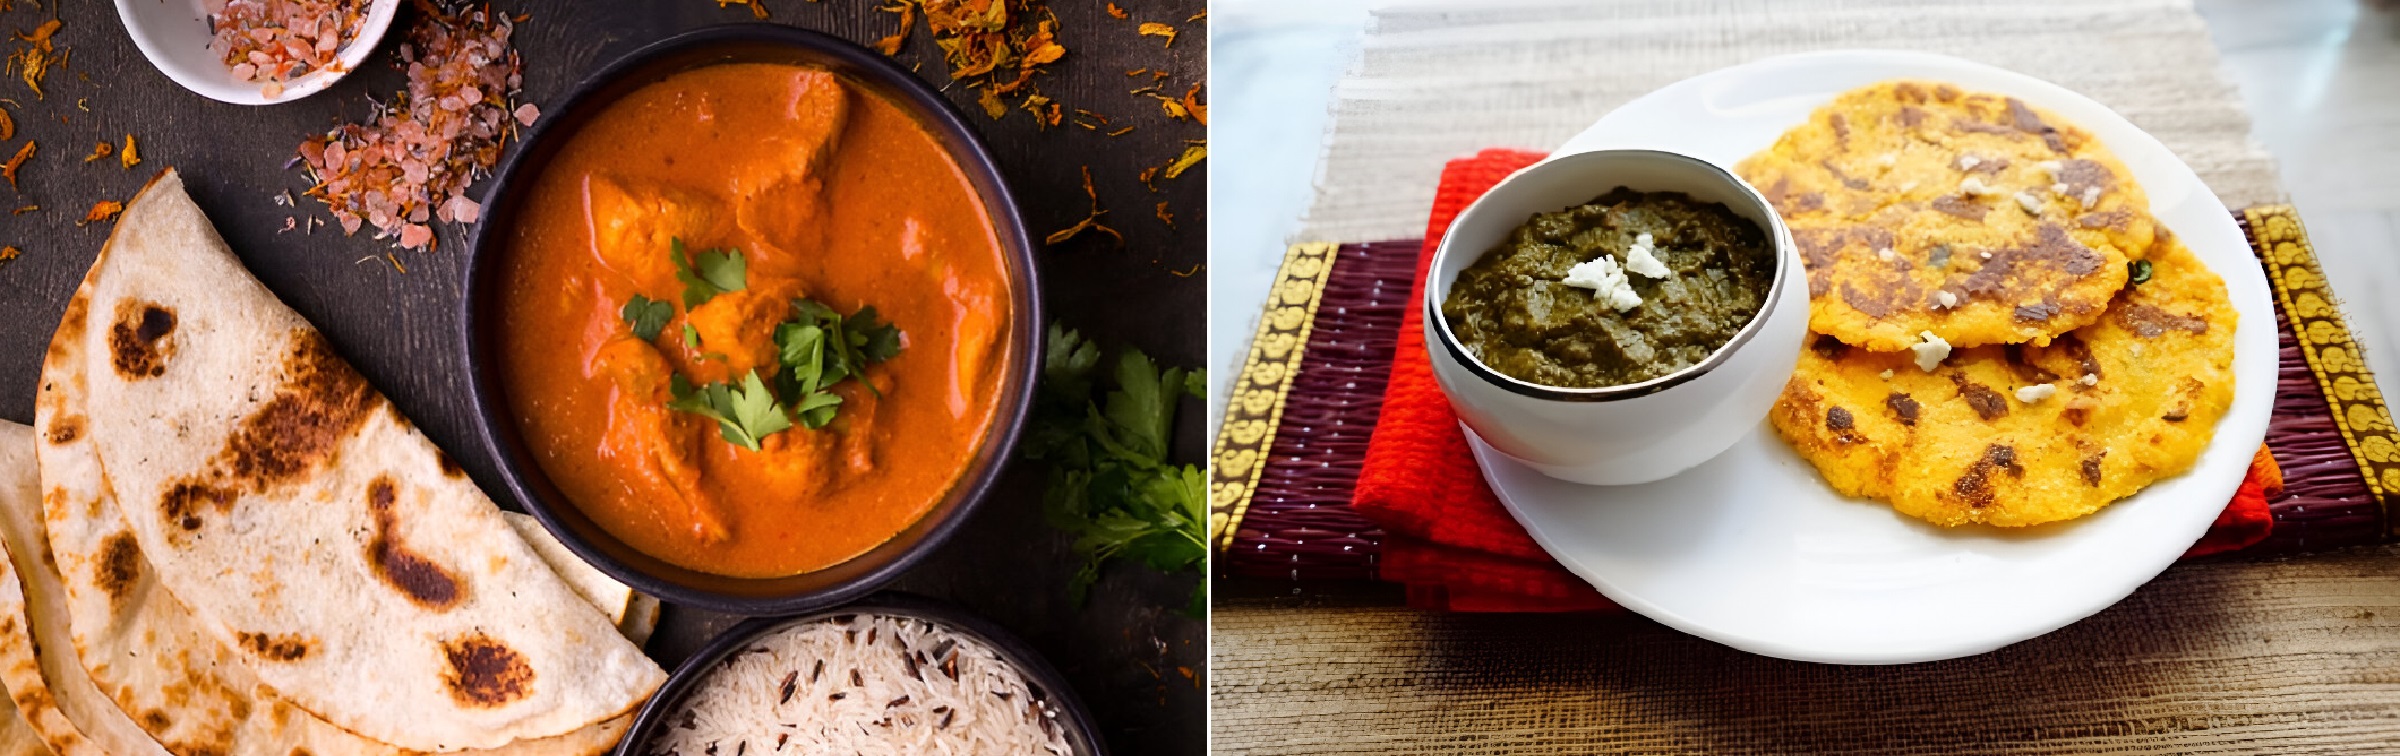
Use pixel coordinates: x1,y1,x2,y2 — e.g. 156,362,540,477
498,64,1009,578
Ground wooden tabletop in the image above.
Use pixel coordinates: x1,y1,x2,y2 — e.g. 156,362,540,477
0,1,1204,753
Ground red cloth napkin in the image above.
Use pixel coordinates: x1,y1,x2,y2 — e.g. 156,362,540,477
1353,148,2278,613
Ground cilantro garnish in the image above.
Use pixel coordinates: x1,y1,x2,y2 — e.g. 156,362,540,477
671,238,747,308
619,294,671,342
775,298,903,428
2129,259,2154,286
625,240,902,449
1023,323,1207,615
667,370,793,451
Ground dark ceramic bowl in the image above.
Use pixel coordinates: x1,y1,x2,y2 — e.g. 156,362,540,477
459,24,1040,615
612,592,1106,756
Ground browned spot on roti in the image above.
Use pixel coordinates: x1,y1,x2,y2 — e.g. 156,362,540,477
365,475,465,610
1933,84,1961,102
1930,194,1985,220
2002,344,2061,385
160,482,235,532
1885,392,1920,426
1820,159,1870,191
1952,375,2009,421
2050,158,2113,199
2014,302,2061,322
1810,334,1850,360
1950,117,2015,136
1897,105,1928,129
141,709,171,731
1761,176,1826,217
442,633,534,707
437,450,465,478
2114,303,2210,338
2077,210,2132,231
222,332,377,486
2055,332,2102,378
1828,113,1850,144
1953,443,2023,508
48,291,90,363
236,631,314,662
1965,156,2009,175
45,414,83,445
98,532,141,604
2081,451,2107,487
2004,98,2072,153
2164,405,2190,422
107,300,178,379
1792,225,1896,299
1960,224,2105,304
1826,407,1854,431
1894,82,1928,103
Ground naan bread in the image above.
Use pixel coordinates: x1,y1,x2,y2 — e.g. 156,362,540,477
33,242,637,756
0,420,165,756
55,170,661,751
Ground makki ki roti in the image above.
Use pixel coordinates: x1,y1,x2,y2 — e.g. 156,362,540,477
48,170,662,752
1771,235,2235,527
1736,80,2159,351
498,63,1010,579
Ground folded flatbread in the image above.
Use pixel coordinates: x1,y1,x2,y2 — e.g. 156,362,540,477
40,170,662,751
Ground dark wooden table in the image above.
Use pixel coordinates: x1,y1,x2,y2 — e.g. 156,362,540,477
0,1,1204,753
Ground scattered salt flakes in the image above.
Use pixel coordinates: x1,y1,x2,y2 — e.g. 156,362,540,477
1956,155,1981,171
278,216,297,233
2014,191,2042,214
397,223,433,249
1934,290,1958,309
515,103,540,127
1959,176,1997,196
2014,383,2057,403
1880,369,1894,379
1910,331,1951,372
1876,247,1895,262
1561,254,1641,312
1621,233,1670,279
2081,186,2101,208
2080,373,2099,386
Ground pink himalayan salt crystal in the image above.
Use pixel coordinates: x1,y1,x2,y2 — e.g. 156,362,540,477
514,103,539,127
397,223,433,250
441,195,482,224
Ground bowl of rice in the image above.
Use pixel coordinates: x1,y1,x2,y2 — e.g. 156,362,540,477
117,0,403,105
620,593,1103,756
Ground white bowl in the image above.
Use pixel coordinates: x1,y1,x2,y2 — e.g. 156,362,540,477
1424,148,1807,486
117,0,400,105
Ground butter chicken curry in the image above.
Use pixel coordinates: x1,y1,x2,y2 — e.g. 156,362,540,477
498,63,1009,578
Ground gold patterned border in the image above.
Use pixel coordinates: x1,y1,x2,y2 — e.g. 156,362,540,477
2248,204,2400,539
1209,242,1341,552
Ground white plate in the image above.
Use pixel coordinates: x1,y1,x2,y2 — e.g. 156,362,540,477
1475,50,2278,665
117,0,400,106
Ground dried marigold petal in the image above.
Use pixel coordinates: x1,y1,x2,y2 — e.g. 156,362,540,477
79,200,123,226
2,141,31,189
1181,83,1206,126
81,142,110,162
1137,22,1176,47
1162,143,1205,180
1155,201,1173,228
1106,3,1126,19
120,134,138,169
0,246,19,264
0,106,12,141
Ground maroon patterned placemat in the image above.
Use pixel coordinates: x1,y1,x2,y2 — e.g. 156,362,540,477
1215,207,2397,584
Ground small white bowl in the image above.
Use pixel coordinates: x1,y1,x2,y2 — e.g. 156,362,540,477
1424,148,1807,486
117,0,400,106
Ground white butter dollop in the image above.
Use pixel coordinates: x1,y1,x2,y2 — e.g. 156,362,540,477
1960,176,1999,196
1911,331,1951,372
2015,383,2057,403
1622,233,1671,279
2079,373,2099,386
1562,254,1642,312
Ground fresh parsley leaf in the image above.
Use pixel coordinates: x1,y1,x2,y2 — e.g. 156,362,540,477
769,298,903,427
672,238,747,308
619,294,672,342
666,369,791,452
2129,259,2154,286
848,306,903,364
1025,323,1206,614
793,389,844,429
